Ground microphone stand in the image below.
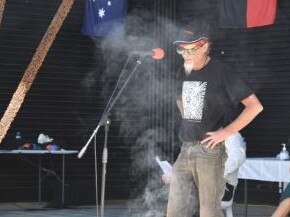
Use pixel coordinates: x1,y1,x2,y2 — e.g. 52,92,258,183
100,118,110,217
94,135,99,217
78,56,143,159
78,55,147,217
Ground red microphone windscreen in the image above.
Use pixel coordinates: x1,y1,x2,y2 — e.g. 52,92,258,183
152,48,165,60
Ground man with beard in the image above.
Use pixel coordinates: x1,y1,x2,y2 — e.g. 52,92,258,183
166,19,263,217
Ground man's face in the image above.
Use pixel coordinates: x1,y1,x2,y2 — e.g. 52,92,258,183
176,40,208,74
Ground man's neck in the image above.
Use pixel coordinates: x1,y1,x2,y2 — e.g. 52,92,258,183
192,55,210,71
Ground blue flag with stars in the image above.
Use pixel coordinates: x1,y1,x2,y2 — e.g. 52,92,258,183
82,0,128,36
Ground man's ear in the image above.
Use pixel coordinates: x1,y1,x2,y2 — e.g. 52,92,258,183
202,42,210,53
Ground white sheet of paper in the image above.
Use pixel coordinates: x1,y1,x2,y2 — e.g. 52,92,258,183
155,156,173,174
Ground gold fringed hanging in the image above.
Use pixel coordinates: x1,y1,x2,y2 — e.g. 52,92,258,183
0,0,6,26
0,0,75,144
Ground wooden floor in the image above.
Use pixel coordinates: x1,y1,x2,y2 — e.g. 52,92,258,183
0,200,277,217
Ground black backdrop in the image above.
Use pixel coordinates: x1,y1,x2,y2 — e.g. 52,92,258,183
0,0,290,205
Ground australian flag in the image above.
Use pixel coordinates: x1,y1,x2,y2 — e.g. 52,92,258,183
82,0,128,36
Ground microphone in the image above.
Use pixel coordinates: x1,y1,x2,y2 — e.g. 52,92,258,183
132,48,165,60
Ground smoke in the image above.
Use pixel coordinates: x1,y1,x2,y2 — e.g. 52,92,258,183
78,9,181,216
94,11,180,142
127,184,169,217
127,128,170,217
96,12,179,216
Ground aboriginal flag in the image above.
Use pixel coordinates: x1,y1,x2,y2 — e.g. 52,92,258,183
219,0,277,28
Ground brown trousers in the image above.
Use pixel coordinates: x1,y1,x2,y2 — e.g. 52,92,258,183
166,142,226,217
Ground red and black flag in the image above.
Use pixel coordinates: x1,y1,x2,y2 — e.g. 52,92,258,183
219,0,277,28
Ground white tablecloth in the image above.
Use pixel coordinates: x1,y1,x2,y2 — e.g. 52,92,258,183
238,157,290,182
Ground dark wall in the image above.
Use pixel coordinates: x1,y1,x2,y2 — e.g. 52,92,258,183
0,0,175,204
217,3,290,156
1,0,290,205
0,0,138,202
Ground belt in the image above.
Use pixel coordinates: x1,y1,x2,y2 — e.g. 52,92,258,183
182,141,225,146
182,141,201,146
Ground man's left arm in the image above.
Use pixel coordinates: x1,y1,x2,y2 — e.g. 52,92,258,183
201,94,263,148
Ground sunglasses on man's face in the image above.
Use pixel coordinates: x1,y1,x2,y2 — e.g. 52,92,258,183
176,47,201,55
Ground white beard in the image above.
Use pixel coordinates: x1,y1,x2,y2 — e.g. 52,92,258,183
184,62,194,75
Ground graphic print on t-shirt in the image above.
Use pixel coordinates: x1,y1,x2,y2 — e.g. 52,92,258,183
182,81,207,121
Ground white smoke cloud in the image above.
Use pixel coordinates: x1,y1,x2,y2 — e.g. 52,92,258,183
80,10,181,217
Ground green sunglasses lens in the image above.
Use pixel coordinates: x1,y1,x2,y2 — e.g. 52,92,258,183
176,48,184,55
176,47,198,55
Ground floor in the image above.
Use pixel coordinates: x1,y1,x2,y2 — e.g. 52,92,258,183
0,200,277,217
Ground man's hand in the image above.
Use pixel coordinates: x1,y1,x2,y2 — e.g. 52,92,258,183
162,173,173,184
201,94,263,149
201,128,232,149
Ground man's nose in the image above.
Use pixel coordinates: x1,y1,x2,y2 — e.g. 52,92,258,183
182,52,190,57
182,52,192,59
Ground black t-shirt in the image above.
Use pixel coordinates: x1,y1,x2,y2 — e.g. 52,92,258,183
177,58,253,142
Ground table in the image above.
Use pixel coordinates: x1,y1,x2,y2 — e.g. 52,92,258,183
0,150,78,206
238,157,290,216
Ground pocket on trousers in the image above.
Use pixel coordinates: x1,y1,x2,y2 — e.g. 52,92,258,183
200,145,222,157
